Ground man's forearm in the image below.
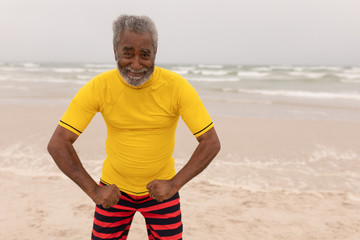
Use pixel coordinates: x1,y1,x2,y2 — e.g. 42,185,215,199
48,126,121,208
146,128,220,202
172,127,220,191
48,133,98,200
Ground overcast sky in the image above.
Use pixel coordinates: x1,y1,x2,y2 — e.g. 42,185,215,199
1,0,359,65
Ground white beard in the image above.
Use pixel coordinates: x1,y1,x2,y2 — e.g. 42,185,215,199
117,62,154,87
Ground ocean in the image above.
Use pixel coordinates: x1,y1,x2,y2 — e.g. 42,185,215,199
1,62,360,120
1,62,360,195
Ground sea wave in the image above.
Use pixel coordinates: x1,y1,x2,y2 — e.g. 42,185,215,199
336,73,360,80
84,63,115,68
197,64,224,69
5,77,87,85
237,89,360,100
237,71,269,78
288,72,326,79
88,68,114,73
188,77,239,82
51,68,87,73
22,62,40,68
2,62,360,112
200,70,230,76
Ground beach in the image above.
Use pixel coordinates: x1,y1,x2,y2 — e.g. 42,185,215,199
1,63,360,239
1,104,360,239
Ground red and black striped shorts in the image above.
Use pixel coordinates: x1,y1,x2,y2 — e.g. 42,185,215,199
91,186,182,240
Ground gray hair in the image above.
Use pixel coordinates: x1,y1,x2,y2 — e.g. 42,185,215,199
113,15,158,53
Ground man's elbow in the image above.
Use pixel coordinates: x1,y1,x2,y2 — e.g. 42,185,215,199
203,128,221,155
207,132,220,157
47,138,58,156
212,137,221,155
47,133,64,157
47,126,78,156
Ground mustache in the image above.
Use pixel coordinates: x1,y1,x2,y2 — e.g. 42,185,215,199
124,65,148,73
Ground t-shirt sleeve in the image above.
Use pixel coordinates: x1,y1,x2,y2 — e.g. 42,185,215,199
59,80,99,135
178,79,214,138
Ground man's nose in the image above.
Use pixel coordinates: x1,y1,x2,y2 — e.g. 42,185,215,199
131,57,142,70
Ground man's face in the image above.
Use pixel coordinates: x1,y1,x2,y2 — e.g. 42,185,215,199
115,29,156,87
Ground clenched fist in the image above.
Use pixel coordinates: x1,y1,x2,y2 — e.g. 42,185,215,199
91,184,121,208
146,179,178,202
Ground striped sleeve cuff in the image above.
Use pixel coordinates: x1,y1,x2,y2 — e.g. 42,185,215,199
193,122,214,138
59,120,82,135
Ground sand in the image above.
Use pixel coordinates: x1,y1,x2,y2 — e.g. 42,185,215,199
1,104,360,239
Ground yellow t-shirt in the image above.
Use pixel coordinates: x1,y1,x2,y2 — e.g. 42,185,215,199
59,67,213,195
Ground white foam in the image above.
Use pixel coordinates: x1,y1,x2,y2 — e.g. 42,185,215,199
0,142,103,178
24,68,43,72
88,68,114,73
188,77,239,82
253,67,272,72
237,89,360,100
200,70,229,76
336,73,360,80
197,64,224,69
237,71,269,78
288,71,325,78
172,69,189,75
171,66,196,71
8,77,87,85
22,62,40,68
309,145,359,163
305,73,325,78
77,75,92,80
306,66,343,71
222,98,273,105
52,68,86,73
288,71,305,76
84,63,114,68
269,65,294,70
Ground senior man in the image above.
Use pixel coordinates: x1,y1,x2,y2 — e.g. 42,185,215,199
48,14,220,240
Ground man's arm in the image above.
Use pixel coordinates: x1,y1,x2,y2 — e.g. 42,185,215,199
47,125,121,208
147,127,220,202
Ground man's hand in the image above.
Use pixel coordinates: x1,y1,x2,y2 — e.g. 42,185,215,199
91,184,121,208
146,179,178,202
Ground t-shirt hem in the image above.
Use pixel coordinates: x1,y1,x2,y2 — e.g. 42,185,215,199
100,178,150,196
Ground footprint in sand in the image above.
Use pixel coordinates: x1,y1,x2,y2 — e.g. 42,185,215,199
73,204,94,217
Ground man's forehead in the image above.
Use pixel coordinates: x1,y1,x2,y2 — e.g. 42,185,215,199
119,30,154,49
